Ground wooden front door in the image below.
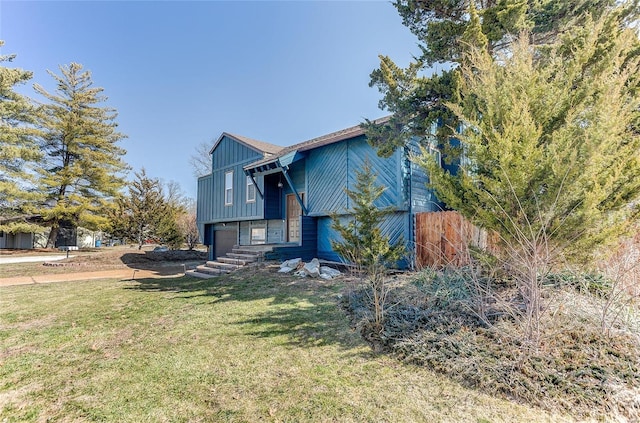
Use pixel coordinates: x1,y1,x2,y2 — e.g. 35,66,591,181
286,193,303,243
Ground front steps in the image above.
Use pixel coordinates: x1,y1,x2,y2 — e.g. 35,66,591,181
187,245,272,279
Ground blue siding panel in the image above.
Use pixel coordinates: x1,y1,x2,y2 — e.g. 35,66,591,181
263,173,283,220
266,219,285,244
317,217,342,262
307,142,348,215
196,174,214,236
346,136,404,210
307,136,407,216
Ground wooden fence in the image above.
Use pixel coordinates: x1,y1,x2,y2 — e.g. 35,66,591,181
415,211,496,268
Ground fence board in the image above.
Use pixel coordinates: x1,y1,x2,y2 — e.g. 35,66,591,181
415,211,496,268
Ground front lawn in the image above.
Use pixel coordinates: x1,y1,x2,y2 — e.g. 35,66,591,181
0,268,568,422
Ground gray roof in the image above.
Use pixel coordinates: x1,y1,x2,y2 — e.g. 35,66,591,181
210,132,282,156
246,116,390,169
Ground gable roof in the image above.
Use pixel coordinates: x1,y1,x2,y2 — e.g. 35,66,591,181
209,132,282,156
245,116,391,170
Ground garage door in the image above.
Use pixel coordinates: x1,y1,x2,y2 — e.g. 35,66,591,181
214,230,237,259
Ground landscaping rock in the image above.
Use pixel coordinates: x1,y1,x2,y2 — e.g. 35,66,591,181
278,258,302,273
279,258,342,279
303,258,321,277
320,266,341,279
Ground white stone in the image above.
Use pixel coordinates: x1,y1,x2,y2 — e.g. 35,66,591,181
303,258,321,277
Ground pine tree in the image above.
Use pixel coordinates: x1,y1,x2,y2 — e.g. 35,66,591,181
364,0,638,156
0,41,40,216
331,161,405,327
33,63,128,247
123,169,165,250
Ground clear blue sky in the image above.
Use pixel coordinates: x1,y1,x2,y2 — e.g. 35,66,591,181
1,1,419,198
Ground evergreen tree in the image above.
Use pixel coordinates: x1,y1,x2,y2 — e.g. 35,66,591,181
33,63,128,247
114,169,165,250
106,170,187,249
416,11,640,342
364,0,639,156
331,161,405,327
0,41,40,217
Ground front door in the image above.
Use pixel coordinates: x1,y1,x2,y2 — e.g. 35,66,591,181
286,193,303,243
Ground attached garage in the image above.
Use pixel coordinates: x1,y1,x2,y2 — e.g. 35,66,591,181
213,227,238,260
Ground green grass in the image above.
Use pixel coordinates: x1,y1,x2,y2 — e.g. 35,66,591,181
1,268,570,422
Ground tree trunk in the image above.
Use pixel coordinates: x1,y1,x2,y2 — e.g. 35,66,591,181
46,223,59,249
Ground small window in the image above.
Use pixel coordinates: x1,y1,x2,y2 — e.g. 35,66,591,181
246,175,256,203
251,228,266,244
225,171,233,206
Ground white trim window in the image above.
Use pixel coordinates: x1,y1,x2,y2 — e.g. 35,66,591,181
224,171,233,206
246,175,256,203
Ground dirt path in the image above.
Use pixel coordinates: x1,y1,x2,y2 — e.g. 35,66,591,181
0,268,186,287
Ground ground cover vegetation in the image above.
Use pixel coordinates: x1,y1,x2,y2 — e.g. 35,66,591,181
344,264,639,420
0,268,571,422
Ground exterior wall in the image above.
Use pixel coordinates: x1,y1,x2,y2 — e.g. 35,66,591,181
77,228,101,248
199,135,266,225
282,160,306,198
306,135,406,217
197,174,214,239
239,219,286,245
0,232,34,249
317,212,410,265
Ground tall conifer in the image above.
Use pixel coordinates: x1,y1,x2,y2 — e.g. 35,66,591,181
34,63,128,247
0,41,40,216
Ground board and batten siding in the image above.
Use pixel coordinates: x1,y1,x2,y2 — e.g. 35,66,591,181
207,135,266,222
306,135,406,217
196,174,214,239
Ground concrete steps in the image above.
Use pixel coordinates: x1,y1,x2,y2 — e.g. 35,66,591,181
187,245,272,278
217,256,254,266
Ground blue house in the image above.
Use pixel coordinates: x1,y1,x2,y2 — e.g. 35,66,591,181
196,119,443,268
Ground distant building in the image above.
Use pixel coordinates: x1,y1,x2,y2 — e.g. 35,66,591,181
0,215,41,249
0,216,101,249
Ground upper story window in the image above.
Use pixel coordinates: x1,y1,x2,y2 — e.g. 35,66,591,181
246,175,256,203
225,171,233,206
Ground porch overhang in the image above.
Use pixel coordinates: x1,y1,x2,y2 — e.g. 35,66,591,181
243,150,308,215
